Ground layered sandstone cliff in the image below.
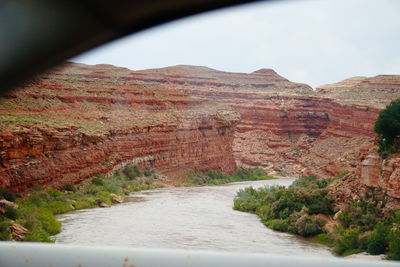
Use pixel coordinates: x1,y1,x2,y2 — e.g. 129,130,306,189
1,62,399,197
0,63,239,192
123,65,400,178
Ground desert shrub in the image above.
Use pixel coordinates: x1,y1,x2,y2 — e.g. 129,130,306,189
375,98,400,156
82,183,98,195
337,188,386,231
335,227,361,255
143,168,155,177
387,211,400,260
91,175,104,186
123,165,142,180
388,228,400,260
250,167,267,177
256,204,274,221
4,206,18,220
291,175,335,189
103,176,126,194
234,175,334,238
265,219,289,232
366,222,389,255
234,167,267,179
234,168,250,179
294,214,326,237
291,175,319,187
61,183,76,192
207,170,227,180
0,189,16,202
315,233,332,246
234,186,264,212
266,183,333,218
189,172,210,185
0,220,11,241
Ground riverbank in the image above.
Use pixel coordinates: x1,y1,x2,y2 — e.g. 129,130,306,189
0,166,165,242
233,175,400,261
0,166,275,242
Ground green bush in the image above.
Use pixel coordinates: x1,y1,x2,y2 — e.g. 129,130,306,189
207,170,227,180
388,228,400,260
234,187,263,212
294,215,326,237
366,222,389,255
337,190,384,231
189,172,210,185
103,176,126,194
335,227,361,255
123,165,142,180
0,219,11,241
375,98,400,156
143,168,155,177
234,167,267,179
4,206,18,220
315,233,333,246
234,174,400,260
234,175,334,238
60,183,76,192
91,175,104,186
0,189,16,202
265,219,289,232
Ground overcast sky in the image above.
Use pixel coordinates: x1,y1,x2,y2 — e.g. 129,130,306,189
71,0,400,88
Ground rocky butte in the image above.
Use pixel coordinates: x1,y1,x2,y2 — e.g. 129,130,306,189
0,62,399,205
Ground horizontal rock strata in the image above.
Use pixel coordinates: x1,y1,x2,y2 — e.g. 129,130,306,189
1,62,399,200
0,63,239,192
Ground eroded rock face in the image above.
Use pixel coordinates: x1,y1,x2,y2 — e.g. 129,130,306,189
1,62,399,198
359,149,400,199
0,63,239,192
127,65,399,177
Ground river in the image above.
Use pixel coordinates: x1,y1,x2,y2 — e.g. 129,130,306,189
55,177,333,257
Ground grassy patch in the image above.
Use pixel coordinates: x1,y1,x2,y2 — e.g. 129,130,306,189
0,166,163,242
188,168,275,186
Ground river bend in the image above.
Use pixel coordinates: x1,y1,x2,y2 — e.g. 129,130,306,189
56,177,333,257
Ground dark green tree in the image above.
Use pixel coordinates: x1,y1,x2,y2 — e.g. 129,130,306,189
374,99,400,155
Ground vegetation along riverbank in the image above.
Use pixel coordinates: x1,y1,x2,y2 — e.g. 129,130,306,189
233,175,400,260
0,166,273,242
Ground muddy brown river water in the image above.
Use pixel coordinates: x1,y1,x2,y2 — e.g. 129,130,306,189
55,177,333,257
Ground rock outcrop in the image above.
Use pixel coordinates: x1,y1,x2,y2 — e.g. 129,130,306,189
359,149,400,200
0,63,239,192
